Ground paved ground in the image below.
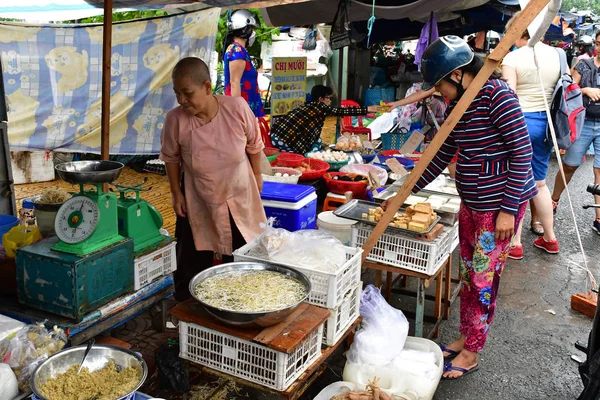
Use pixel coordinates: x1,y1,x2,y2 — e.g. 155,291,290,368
110,157,599,399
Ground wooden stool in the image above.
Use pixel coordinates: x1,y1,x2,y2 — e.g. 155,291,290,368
322,192,348,211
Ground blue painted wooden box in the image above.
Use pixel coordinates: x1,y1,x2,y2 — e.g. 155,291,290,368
16,236,134,320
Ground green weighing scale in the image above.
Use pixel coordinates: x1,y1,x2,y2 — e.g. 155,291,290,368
53,161,167,255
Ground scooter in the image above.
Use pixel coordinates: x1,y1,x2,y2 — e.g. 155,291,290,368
576,184,600,400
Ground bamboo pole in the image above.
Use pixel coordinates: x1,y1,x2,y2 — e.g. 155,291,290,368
360,0,551,264
101,0,113,161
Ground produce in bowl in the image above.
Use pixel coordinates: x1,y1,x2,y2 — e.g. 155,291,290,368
324,172,369,196
306,150,349,162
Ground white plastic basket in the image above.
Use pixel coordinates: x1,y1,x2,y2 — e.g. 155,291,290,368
323,283,362,346
450,223,459,253
179,321,323,391
134,241,177,290
352,223,451,275
233,240,363,309
262,167,302,184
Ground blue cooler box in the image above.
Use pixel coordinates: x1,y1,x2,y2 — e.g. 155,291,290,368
261,182,317,231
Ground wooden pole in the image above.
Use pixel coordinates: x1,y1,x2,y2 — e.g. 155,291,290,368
101,0,113,161
360,0,551,264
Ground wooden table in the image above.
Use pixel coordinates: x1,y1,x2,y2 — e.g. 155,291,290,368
365,253,461,338
172,300,360,400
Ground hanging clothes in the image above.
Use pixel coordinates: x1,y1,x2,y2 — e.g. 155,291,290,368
414,13,439,71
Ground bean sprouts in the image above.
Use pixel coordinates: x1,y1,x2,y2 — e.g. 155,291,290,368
194,271,306,312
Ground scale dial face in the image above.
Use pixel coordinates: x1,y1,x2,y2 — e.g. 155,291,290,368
55,196,100,244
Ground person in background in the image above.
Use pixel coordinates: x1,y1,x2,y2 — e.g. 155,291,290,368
160,57,267,301
573,35,595,71
392,36,537,379
269,85,380,155
551,31,600,234
223,9,265,118
501,11,562,259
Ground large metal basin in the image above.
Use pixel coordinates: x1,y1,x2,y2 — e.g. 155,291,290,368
189,262,311,328
31,344,148,400
55,161,124,184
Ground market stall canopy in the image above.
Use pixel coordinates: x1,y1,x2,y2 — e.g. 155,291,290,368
261,0,497,27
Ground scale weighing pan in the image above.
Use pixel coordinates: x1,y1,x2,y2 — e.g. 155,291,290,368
55,161,124,184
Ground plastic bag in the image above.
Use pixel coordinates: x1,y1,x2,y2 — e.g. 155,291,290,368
367,109,400,141
302,27,317,51
0,322,67,392
346,285,409,366
258,225,347,272
2,225,42,258
0,315,25,342
155,341,189,393
0,363,18,400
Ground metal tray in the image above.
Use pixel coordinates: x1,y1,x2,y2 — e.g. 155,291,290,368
333,199,441,235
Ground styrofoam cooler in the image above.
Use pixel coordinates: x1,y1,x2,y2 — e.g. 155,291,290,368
261,182,317,231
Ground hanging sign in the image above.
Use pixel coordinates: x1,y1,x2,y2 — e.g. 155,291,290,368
271,57,307,117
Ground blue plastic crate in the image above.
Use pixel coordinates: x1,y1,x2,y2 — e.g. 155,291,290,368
16,237,135,320
261,182,317,231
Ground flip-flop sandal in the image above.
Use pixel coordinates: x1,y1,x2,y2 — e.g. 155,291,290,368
439,344,460,360
442,361,479,379
530,221,544,236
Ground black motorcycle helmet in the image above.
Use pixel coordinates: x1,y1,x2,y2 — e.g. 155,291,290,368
420,36,475,92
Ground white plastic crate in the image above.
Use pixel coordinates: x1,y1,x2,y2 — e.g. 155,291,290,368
134,241,177,290
233,240,363,309
179,320,323,391
450,223,459,253
352,223,451,275
323,283,362,346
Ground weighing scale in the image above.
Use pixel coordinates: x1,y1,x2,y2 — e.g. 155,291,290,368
52,161,167,256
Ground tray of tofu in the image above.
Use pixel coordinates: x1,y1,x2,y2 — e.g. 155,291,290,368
333,200,441,234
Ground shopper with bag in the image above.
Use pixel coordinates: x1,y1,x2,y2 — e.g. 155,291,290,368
551,31,600,234
501,11,563,258
390,36,537,379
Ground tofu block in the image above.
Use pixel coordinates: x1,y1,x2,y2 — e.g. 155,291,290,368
404,195,425,206
362,213,368,219
440,203,460,213
397,222,408,229
414,203,433,214
408,221,427,232
405,206,416,216
369,215,375,222
427,195,448,204
411,212,432,224
369,209,375,215
448,197,462,205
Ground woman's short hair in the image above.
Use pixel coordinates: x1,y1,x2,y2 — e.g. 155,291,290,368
310,85,333,101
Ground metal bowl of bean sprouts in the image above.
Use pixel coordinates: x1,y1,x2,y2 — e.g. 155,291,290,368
189,262,311,328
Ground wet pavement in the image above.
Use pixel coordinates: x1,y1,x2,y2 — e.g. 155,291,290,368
113,157,599,399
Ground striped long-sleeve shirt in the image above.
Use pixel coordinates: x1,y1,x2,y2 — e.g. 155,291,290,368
414,79,538,215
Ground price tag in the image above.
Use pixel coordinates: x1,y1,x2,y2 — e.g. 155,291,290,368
368,171,381,189
363,140,374,149
399,130,425,155
386,158,409,177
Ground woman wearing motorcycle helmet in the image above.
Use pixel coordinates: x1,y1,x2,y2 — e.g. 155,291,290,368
574,35,595,69
413,36,538,378
223,9,265,118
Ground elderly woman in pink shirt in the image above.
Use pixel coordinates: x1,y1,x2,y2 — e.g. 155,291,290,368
160,57,267,301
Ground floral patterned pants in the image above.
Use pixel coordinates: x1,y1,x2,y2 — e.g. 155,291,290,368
458,203,526,352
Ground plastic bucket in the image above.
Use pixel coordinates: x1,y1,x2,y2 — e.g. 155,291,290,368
0,215,19,237
33,200,64,238
317,211,357,246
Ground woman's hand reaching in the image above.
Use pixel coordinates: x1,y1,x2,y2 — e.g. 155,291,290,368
495,211,515,242
172,192,187,218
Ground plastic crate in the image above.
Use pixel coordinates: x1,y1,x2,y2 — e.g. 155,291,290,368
323,283,362,346
134,241,177,290
450,223,459,253
233,240,363,309
179,321,323,391
352,223,451,275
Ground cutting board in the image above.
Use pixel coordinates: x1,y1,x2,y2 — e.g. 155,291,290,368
172,299,330,353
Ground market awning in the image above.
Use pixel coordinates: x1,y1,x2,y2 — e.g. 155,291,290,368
260,0,495,27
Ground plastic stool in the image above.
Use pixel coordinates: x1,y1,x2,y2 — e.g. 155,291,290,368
322,192,348,212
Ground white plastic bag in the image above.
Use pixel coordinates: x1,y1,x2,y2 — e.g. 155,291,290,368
346,285,409,365
0,315,25,342
0,363,18,400
258,224,347,272
367,110,399,141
